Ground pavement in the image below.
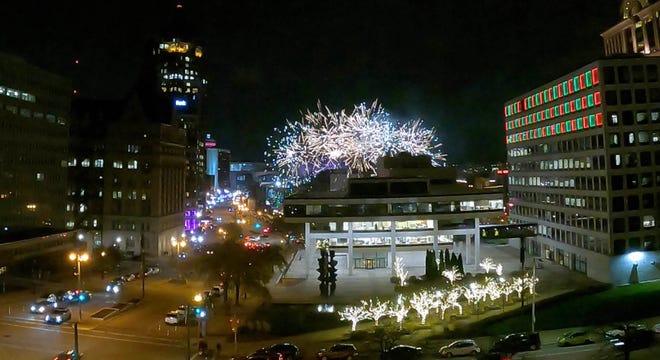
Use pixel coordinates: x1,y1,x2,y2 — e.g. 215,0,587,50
0,241,610,360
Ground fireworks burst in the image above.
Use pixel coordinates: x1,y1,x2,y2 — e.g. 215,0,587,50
265,100,445,185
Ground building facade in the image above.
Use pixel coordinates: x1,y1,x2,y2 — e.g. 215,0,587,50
69,98,187,257
284,157,504,277
0,53,72,230
504,57,660,284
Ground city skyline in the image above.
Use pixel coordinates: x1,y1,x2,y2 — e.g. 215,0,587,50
0,0,621,163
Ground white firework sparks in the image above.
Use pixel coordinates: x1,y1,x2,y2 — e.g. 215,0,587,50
266,100,445,185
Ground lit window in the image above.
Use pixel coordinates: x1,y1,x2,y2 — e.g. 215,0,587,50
79,204,86,213
127,160,138,169
94,159,104,168
643,215,655,228
98,190,103,198
66,204,74,211
68,159,77,167
36,173,44,181
141,193,148,200
81,159,90,167
26,204,37,211
113,161,123,169
112,191,122,199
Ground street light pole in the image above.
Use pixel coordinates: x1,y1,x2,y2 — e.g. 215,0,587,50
76,257,82,321
531,257,541,333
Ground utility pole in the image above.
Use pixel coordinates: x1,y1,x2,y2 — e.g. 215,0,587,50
141,232,145,299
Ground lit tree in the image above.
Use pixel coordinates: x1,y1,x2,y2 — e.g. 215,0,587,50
499,279,515,303
339,305,369,332
511,277,525,299
524,273,539,295
485,279,502,306
362,298,390,326
496,263,503,276
433,290,454,320
394,257,408,287
479,257,497,274
410,290,434,324
388,295,410,330
442,266,462,285
447,286,463,315
463,282,488,314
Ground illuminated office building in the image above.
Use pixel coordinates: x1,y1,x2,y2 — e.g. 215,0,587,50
0,53,72,230
505,2,660,284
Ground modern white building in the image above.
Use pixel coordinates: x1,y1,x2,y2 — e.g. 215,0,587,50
283,155,504,277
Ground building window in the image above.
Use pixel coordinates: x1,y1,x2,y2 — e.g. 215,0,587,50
127,160,138,169
613,218,625,233
643,215,656,228
612,196,624,212
647,64,659,81
642,193,654,208
638,131,650,144
113,161,123,169
624,132,635,146
36,173,44,181
609,133,620,147
629,216,641,231
620,90,632,104
81,159,90,167
604,90,618,105
94,159,104,168
628,195,639,210
112,191,122,199
607,112,619,125
610,154,622,168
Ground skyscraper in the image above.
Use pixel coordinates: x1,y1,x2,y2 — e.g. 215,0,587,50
137,1,209,208
504,1,660,284
0,53,72,230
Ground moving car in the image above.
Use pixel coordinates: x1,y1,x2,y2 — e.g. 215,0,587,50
317,343,359,360
381,345,422,360
106,281,121,294
164,310,187,325
30,299,57,314
53,349,82,360
44,308,72,325
488,332,541,355
439,339,481,357
557,329,593,346
43,290,67,303
64,289,92,303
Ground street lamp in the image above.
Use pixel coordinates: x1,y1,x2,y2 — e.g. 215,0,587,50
531,257,542,333
171,237,187,256
68,251,89,356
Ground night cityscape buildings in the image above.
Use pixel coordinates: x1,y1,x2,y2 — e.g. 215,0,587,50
505,1,660,284
283,154,504,276
0,53,72,230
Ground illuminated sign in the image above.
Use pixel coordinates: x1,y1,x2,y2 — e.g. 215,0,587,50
175,99,187,107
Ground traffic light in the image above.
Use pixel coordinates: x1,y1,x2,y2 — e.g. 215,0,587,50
194,307,207,318
328,250,338,283
254,222,262,230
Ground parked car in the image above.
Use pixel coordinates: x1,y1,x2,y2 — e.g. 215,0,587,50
53,349,82,360
605,323,647,339
381,345,422,360
439,339,481,357
30,299,57,314
317,343,359,360
44,307,72,325
488,332,541,355
211,285,224,297
607,326,654,352
557,329,593,347
268,343,302,360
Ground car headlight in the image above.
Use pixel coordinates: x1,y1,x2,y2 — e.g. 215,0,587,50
56,316,62,322
106,285,111,292
30,305,36,312
38,306,45,313
112,285,119,293
45,315,50,321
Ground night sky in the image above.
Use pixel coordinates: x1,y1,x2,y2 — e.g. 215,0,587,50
0,0,622,163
